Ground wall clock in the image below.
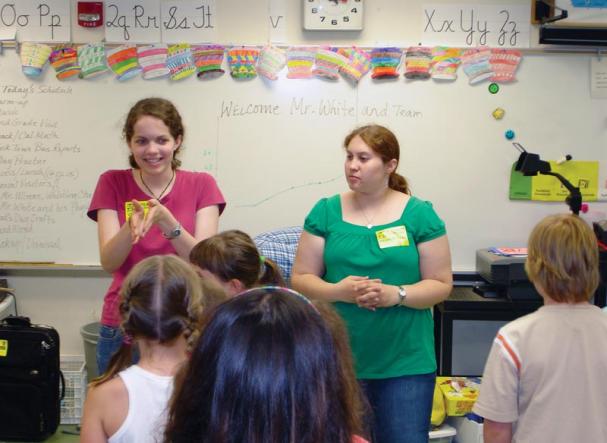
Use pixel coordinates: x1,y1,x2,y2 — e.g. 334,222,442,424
303,0,364,31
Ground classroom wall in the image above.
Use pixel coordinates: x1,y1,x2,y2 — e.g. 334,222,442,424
1,0,606,355
3,270,109,354
6,53,606,269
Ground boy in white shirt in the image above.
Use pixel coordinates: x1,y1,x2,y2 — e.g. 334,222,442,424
474,213,607,443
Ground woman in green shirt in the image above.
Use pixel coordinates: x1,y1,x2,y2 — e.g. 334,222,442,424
292,124,452,443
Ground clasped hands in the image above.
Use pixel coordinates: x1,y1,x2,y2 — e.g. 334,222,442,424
128,199,174,244
338,276,396,311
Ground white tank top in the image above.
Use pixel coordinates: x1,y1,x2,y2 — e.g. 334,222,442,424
108,365,174,443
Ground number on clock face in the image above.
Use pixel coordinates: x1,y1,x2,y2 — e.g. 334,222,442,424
303,0,363,31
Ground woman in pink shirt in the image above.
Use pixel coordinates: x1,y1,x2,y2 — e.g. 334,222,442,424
87,97,225,375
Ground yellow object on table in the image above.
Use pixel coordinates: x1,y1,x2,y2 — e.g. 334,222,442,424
436,376,481,416
431,381,447,426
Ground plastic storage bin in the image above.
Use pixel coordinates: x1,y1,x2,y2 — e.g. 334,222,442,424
80,321,100,381
60,355,87,424
447,416,484,443
429,423,457,443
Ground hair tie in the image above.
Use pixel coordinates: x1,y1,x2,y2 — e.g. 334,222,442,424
258,255,267,280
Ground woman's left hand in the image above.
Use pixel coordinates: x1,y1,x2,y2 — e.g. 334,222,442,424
354,279,395,311
129,199,147,244
355,282,403,311
132,199,177,240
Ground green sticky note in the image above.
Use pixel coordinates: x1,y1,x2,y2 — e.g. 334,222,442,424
509,163,532,200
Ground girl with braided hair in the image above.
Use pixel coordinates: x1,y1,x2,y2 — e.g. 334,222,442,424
81,255,213,443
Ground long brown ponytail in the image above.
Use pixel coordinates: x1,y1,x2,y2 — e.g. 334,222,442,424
190,229,286,289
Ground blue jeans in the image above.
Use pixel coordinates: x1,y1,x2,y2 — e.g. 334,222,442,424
361,372,435,443
96,324,124,376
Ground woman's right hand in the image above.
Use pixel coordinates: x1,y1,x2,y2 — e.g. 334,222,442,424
129,199,147,244
335,276,383,309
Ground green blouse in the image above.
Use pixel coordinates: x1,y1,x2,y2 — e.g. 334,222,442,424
304,194,446,379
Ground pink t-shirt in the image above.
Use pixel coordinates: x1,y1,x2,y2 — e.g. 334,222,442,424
87,169,225,326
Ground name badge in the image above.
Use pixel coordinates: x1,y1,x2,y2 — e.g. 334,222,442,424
376,226,409,249
124,200,150,221
0,339,7,357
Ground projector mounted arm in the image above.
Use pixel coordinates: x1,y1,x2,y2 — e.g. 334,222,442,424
535,0,569,25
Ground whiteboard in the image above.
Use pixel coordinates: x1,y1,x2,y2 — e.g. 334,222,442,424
1,51,606,270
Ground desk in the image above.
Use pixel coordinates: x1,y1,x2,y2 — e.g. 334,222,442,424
434,286,543,376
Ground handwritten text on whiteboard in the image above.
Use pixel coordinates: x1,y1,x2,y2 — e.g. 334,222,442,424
421,4,530,48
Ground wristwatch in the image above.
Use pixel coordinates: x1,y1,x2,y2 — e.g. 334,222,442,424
397,285,407,306
163,224,181,240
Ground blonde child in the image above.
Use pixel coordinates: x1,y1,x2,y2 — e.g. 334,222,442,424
474,214,607,442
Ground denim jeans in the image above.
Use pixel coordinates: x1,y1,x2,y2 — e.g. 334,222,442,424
96,324,124,376
361,372,435,443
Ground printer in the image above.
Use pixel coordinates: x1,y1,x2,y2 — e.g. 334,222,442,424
475,249,541,301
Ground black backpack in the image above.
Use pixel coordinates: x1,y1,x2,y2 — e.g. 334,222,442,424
0,316,65,441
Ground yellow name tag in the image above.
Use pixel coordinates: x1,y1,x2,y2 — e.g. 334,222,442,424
376,226,409,249
124,200,150,221
0,339,7,357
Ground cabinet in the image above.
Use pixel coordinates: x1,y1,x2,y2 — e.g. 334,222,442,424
433,286,542,376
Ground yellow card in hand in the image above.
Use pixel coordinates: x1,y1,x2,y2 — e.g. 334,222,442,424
124,200,150,221
376,226,409,249
0,339,7,357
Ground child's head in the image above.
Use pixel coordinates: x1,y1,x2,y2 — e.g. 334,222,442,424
165,286,364,443
189,229,285,296
119,254,204,343
91,255,205,385
525,214,599,303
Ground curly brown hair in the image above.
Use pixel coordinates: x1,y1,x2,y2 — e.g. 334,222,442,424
123,97,185,170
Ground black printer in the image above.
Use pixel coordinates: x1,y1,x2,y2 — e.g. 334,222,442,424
475,249,541,301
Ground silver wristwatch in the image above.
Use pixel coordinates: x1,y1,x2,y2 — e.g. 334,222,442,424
397,285,407,306
163,224,181,240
